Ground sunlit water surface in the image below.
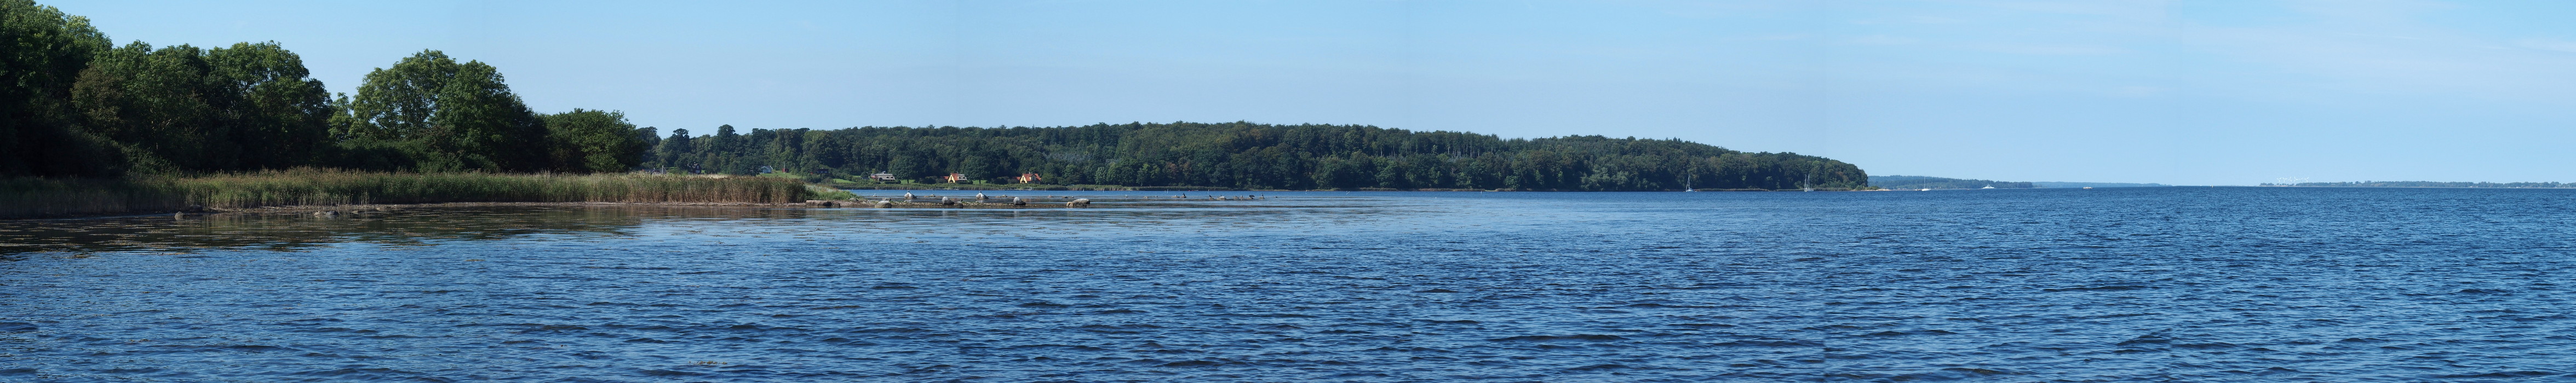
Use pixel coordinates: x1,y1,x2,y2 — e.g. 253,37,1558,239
4,188,2575,382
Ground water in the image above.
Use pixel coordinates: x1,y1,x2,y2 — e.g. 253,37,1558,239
4,187,2575,382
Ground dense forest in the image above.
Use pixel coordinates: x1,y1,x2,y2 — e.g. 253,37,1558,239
641,123,1867,190
2267,181,2574,188
0,1,646,178
1,1,1864,192
1869,175,2032,189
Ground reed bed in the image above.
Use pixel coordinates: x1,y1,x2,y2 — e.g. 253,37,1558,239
1,169,820,219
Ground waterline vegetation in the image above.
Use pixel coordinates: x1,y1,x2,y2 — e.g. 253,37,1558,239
0,169,822,219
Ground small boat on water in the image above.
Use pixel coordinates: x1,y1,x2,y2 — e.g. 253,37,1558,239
1919,188,1931,192
1981,185,1995,189
2082,187,2094,189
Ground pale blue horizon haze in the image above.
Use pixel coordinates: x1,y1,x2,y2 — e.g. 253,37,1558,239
47,0,2576,185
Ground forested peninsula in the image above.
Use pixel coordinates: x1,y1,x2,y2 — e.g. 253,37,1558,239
0,1,1866,218
642,123,1867,192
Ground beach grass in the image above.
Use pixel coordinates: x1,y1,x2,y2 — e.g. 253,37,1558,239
1,169,825,219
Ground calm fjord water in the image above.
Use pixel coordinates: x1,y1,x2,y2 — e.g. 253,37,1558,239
4,187,2575,382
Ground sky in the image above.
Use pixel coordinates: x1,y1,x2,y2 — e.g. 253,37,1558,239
45,0,2576,185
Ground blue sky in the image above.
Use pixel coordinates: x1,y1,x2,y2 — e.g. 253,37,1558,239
48,0,2576,185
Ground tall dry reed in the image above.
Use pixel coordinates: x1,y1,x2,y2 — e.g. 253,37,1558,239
1,169,820,219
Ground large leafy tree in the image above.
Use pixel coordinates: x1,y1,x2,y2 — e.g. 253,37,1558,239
67,41,331,173
541,108,647,173
342,50,548,172
0,0,117,177
206,42,334,170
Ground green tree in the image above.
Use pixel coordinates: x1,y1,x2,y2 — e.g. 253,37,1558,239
342,50,546,172
0,0,119,177
68,41,332,173
542,109,644,173
207,42,334,170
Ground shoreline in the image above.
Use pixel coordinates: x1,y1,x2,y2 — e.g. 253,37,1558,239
14,198,1191,220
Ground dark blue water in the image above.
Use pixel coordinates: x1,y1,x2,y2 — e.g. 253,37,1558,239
4,187,2575,382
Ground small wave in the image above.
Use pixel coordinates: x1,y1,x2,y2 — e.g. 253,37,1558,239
1488,334,1627,342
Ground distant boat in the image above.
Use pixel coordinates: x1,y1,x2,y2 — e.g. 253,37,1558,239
1981,185,1994,189
1919,188,1931,192
2082,187,2094,189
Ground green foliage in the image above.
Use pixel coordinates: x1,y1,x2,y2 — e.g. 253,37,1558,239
342,50,554,172
648,122,1868,191
3,1,1862,197
542,109,646,173
70,41,333,173
0,0,120,177
1871,175,2033,189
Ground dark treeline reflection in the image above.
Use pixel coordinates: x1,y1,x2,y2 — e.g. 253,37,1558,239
0,206,813,256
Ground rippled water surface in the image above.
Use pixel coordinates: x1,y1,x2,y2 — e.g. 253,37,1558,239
5,188,2576,382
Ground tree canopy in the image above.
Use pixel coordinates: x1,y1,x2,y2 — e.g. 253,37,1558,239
645,122,1869,191
0,0,642,177
0,0,1871,192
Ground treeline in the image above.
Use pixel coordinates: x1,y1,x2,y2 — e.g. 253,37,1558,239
1870,175,2032,189
0,1,648,178
2269,181,2575,188
1,1,1865,192
641,122,1867,191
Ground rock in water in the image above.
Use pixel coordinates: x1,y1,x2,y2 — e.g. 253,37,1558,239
976,193,987,201
940,196,958,206
1068,198,1091,207
874,200,893,208
1012,197,1027,206
904,192,915,200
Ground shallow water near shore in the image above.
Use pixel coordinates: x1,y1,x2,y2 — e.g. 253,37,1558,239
4,187,2575,381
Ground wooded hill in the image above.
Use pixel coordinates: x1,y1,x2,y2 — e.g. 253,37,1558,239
644,123,1868,191
0,0,1866,192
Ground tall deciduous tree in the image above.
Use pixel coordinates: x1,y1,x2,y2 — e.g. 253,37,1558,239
542,109,645,173
0,0,118,177
343,50,547,172
69,41,331,173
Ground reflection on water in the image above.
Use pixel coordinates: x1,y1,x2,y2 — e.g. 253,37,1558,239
0,195,1336,256
6,188,2576,381
0,206,674,256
